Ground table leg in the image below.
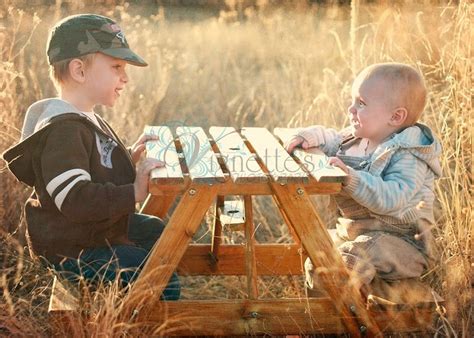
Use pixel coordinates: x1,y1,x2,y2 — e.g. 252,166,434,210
123,185,218,313
270,183,381,337
210,195,225,265
244,195,258,299
140,193,177,219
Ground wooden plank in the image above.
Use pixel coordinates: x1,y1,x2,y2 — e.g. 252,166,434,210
133,299,436,335
149,179,342,196
241,127,308,184
140,194,177,219
123,185,218,312
48,276,79,313
271,190,301,245
135,298,346,335
177,244,305,276
176,127,225,183
144,126,184,184
271,183,382,336
48,276,81,336
210,195,224,265
244,196,258,299
209,126,267,183
273,128,347,183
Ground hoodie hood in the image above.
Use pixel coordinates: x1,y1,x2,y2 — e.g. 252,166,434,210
386,123,443,177
2,98,90,186
20,98,83,140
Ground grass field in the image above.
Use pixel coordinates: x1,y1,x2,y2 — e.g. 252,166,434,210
0,0,471,336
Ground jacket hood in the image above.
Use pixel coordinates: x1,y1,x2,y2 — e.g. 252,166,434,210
20,98,83,140
386,123,443,177
2,99,90,187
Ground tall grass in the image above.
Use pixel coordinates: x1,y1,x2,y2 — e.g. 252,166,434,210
1,1,471,336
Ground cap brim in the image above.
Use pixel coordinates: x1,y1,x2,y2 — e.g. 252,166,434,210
101,48,148,67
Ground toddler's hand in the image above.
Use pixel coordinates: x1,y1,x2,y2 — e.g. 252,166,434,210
134,158,165,203
285,135,310,154
328,157,351,186
130,133,160,164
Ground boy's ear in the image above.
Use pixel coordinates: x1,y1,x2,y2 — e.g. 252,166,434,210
390,107,408,126
68,59,86,83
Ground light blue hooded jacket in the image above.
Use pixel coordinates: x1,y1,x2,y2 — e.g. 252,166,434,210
298,123,442,226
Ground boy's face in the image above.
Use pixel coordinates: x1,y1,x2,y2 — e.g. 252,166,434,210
347,75,396,143
82,53,129,109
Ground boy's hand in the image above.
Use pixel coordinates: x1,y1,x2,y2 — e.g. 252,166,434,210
130,133,160,164
134,158,165,203
285,135,309,154
328,157,351,186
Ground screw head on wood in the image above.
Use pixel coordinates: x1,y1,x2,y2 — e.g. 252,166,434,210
250,311,259,318
189,188,197,196
296,188,304,195
359,325,367,333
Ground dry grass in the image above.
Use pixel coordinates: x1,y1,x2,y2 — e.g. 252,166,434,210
1,0,472,336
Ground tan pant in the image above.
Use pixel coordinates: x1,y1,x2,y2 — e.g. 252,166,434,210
305,228,429,290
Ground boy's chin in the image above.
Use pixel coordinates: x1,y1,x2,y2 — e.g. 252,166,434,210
103,102,115,108
350,126,359,137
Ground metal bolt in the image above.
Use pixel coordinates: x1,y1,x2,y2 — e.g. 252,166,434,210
250,311,259,318
359,325,367,334
296,188,304,195
189,188,196,196
349,305,356,314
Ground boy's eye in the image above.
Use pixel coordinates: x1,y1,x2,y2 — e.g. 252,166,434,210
358,100,366,107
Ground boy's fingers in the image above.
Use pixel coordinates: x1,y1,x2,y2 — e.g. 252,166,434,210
285,137,302,153
328,157,349,174
135,144,146,153
146,160,165,170
137,159,164,174
143,134,159,143
136,134,159,147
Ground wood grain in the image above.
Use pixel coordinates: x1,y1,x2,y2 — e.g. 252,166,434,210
209,126,267,183
241,127,308,184
273,127,347,183
176,127,225,183
144,126,184,184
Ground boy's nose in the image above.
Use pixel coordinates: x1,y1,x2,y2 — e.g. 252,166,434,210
348,104,357,115
121,71,129,83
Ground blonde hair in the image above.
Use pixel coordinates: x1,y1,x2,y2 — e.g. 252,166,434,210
49,53,96,89
356,63,427,126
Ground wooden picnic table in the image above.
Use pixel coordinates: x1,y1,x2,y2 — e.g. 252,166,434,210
118,126,439,336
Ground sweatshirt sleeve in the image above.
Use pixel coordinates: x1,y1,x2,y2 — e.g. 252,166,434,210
342,150,428,217
297,125,342,156
41,121,136,223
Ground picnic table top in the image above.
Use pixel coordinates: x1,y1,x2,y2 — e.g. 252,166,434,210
144,125,346,194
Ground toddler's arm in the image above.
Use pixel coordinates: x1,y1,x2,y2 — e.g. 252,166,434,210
285,125,342,156
342,150,430,218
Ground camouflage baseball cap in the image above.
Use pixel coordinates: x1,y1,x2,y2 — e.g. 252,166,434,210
46,14,147,67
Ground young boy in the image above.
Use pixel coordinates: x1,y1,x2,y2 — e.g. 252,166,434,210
286,63,441,289
2,14,179,299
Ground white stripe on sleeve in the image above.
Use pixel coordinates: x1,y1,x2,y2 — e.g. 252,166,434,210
54,175,91,211
46,169,91,196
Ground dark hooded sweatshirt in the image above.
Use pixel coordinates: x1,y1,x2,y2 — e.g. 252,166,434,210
3,98,136,264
